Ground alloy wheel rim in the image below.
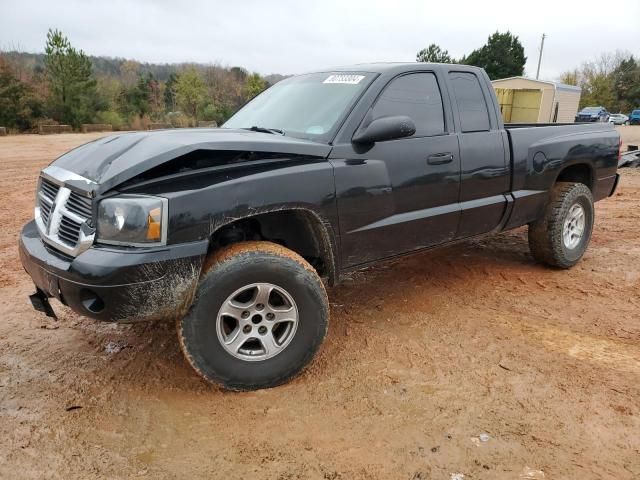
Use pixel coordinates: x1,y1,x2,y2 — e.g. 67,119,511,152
216,282,299,361
562,203,586,250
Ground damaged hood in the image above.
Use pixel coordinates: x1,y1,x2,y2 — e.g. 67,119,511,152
50,128,332,194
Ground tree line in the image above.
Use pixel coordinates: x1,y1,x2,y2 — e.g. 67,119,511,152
559,52,640,114
2,29,638,132
0,29,276,132
416,31,640,113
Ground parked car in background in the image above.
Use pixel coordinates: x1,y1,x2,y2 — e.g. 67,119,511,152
576,106,610,123
608,113,629,125
630,110,640,125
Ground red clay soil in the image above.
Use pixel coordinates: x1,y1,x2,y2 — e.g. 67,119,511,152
1,132,639,479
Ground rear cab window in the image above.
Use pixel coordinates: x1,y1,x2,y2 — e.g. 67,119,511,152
448,72,491,132
371,72,445,137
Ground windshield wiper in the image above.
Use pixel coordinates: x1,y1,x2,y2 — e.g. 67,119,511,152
244,126,285,135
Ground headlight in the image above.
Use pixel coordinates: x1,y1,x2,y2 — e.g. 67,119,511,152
97,195,167,246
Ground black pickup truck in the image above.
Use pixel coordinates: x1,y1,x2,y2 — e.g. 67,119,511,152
20,63,620,390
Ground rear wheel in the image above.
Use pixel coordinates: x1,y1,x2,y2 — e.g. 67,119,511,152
528,182,594,268
178,241,329,391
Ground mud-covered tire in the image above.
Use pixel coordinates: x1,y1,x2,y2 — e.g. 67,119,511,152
528,182,594,268
177,241,329,391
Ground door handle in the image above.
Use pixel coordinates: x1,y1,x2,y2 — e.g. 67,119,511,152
427,153,453,165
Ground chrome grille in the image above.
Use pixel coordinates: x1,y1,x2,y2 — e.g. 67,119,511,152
37,178,59,226
40,178,59,201
58,216,82,246
39,197,53,225
66,191,92,218
34,166,96,257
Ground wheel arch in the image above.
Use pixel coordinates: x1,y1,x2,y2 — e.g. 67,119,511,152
555,162,595,192
207,207,339,286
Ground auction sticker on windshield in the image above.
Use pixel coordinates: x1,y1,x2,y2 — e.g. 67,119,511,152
323,74,365,84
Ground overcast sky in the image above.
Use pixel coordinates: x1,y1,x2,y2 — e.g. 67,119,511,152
1,0,638,80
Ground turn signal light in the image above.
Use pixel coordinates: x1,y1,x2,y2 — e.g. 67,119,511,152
146,207,162,241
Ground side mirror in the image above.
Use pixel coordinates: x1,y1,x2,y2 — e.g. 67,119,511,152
352,115,416,144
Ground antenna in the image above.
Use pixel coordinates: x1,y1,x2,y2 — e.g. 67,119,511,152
536,33,546,80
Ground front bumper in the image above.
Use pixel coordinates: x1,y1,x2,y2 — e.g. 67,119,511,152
19,220,209,322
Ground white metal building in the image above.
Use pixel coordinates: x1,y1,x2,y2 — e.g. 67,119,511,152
491,77,582,123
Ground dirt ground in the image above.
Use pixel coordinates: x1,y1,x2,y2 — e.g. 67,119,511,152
1,128,639,480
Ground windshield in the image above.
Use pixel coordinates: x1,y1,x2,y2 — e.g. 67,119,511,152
633,110,640,116
581,107,601,113
223,72,374,142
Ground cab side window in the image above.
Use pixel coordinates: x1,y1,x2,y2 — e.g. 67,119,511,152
371,73,445,137
448,72,491,132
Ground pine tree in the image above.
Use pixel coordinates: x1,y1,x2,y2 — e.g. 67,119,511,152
462,31,526,80
44,29,97,127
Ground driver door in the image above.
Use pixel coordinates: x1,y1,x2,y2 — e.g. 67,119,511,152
330,72,461,267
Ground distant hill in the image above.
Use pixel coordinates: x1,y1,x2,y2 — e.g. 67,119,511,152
1,51,287,85
0,49,289,131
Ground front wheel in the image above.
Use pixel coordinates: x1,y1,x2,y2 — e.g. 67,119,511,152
178,241,329,391
528,182,594,268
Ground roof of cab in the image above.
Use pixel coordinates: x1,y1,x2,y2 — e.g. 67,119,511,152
308,62,483,75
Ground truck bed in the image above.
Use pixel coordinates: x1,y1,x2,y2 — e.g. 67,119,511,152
505,123,587,128
506,121,617,191
503,121,619,229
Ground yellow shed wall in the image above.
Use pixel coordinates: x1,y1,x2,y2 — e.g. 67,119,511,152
538,88,555,122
